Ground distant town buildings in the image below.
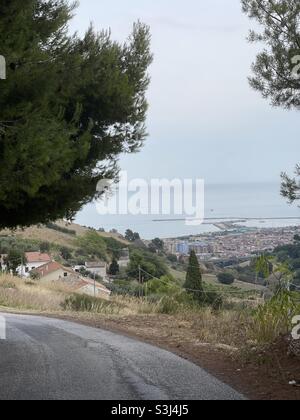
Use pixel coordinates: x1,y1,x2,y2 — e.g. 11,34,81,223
164,226,300,262
176,242,189,255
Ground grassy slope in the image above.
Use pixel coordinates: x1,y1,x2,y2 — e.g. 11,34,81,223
169,268,267,292
0,220,129,249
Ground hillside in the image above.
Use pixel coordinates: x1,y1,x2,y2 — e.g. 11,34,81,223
0,220,129,250
169,268,267,293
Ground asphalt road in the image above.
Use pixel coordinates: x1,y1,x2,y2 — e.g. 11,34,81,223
0,313,245,400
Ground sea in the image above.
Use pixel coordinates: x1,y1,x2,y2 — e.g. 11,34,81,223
75,182,300,240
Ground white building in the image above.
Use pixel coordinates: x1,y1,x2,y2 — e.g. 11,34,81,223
35,261,73,282
35,262,111,300
117,248,130,268
75,278,111,300
17,252,52,277
84,261,107,279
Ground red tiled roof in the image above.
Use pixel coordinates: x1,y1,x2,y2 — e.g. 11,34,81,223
25,252,51,263
36,261,73,278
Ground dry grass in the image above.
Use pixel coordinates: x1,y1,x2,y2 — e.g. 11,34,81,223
0,220,129,248
0,273,250,347
0,274,68,311
0,273,291,352
185,307,250,348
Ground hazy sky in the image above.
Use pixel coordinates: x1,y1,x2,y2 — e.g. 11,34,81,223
70,0,299,184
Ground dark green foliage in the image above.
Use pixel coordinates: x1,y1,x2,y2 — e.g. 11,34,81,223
73,233,126,265
107,280,140,297
253,256,273,279
217,272,235,285
281,165,300,204
30,270,41,280
103,237,125,259
294,234,300,242
0,236,40,255
151,238,164,251
202,283,223,310
242,0,300,109
40,241,50,253
127,249,169,280
125,230,140,242
184,251,204,302
167,254,178,263
273,241,300,291
276,250,290,263
274,242,300,260
291,258,300,270
292,270,300,290
235,264,265,285
0,1,152,229
62,294,114,312
60,246,72,261
242,1,300,203
148,243,158,253
145,275,180,295
108,258,120,276
5,249,26,274
75,231,107,260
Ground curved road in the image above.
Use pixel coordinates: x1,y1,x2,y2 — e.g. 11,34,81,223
0,313,244,400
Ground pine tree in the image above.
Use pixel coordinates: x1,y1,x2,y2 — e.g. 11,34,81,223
5,249,26,275
242,1,300,203
0,1,152,229
242,0,300,109
109,258,120,276
184,251,204,302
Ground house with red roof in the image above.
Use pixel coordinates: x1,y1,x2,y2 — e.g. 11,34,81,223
17,252,51,277
34,261,74,282
34,261,111,299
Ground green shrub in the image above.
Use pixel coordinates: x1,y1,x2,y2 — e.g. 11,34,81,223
157,296,181,314
75,231,108,261
62,294,122,314
201,283,223,310
217,272,235,285
251,290,300,344
145,276,180,295
108,280,140,296
30,271,41,280
155,291,199,314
